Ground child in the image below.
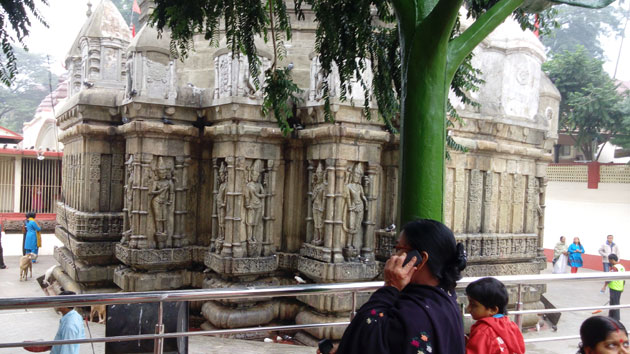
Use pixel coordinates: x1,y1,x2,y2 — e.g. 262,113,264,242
607,253,625,321
465,277,525,354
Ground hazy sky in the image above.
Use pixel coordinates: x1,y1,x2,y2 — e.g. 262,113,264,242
22,0,630,81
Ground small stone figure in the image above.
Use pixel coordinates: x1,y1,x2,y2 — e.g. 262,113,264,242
311,163,326,246
214,162,228,254
244,159,265,257
342,163,368,260
121,155,134,245
149,157,175,249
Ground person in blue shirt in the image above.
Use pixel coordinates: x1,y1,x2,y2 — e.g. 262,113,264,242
40,291,86,354
24,212,41,261
568,237,585,273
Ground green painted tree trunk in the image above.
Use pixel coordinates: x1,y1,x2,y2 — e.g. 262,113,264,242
398,32,450,224
393,0,525,225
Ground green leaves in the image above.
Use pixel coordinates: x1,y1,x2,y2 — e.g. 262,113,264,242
543,46,629,159
262,67,303,135
0,0,49,87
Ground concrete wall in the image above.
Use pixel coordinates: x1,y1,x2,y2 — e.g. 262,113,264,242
544,181,630,268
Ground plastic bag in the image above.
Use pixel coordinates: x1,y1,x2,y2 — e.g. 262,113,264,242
553,253,567,274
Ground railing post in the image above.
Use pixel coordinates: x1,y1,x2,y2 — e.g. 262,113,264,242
154,300,164,354
515,283,523,330
350,291,357,320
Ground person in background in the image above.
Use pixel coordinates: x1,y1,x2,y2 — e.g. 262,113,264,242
27,291,86,354
332,219,468,354
607,254,625,321
24,212,41,262
577,316,629,354
465,277,525,354
553,236,568,266
568,237,585,274
600,235,620,293
0,219,6,269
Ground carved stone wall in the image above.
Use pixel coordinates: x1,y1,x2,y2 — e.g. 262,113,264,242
54,0,559,340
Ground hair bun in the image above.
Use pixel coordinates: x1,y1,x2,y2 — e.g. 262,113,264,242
453,242,467,271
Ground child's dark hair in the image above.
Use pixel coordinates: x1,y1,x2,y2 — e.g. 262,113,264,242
402,219,467,291
609,253,619,262
59,290,77,310
466,277,509,315
578,316,628,353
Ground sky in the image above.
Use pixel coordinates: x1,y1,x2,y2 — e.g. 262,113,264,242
20,0,630,81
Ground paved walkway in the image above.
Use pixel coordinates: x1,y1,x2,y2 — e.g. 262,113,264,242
1,235,628,353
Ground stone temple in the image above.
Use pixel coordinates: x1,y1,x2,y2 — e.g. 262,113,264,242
52,0,559,340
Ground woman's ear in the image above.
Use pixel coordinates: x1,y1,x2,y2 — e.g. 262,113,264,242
418,251,429,269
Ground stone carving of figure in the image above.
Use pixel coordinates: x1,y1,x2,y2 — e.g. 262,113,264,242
149,157,175,249
342,163,368,256
121,155,134,245
311,162,326,246
214,162,228,253
244,159,265,256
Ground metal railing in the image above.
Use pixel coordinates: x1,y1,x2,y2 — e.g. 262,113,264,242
1,272,629,352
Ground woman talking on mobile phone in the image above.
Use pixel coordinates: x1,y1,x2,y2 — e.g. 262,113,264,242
333,219,468,354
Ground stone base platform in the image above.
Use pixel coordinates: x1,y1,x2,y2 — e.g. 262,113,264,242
115,243,193,271
54,246,117,285
297,256,379,282
205,253,278,276
295,309,349,340
113,266,205,291
299,244,331,262
297,291,371,313
55,226,117,265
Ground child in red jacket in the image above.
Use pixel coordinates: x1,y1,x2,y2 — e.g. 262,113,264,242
466,277,525,354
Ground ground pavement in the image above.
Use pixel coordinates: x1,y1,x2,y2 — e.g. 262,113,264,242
1,233,628,353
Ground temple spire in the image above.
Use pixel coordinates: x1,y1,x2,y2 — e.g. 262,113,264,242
86,1,92,17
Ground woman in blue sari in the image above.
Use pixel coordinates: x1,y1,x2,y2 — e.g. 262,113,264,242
568,237,585,273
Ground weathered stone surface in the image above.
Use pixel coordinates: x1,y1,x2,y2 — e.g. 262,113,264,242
55,226,117,265
205,253,278,276
115,243,192,271
113,267,200,291
295,310,349,340
54,246,117,284
56,203,123,241
296,292,372,314
297,257,379,283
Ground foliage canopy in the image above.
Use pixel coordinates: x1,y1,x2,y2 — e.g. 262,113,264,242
543,46,630,160
0,0,48,87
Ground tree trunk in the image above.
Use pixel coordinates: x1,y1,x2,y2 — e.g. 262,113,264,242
398,35,449,225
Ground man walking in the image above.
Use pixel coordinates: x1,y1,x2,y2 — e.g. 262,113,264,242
600,234,619,293
36,291,86,354
607,254,625,321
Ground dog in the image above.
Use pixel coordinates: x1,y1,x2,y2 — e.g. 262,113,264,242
19,253,36,281
90,305,106,324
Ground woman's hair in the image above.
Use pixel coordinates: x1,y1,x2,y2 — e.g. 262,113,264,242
25,212,36,219
578,316,627,353
573,237,582,246
402,219,467,291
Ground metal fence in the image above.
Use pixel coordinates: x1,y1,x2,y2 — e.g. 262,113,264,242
0,156,14,212
20,157,62,213
0,272,629,352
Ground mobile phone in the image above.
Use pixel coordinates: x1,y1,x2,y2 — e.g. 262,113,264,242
318,339,333,354
402,250,423,267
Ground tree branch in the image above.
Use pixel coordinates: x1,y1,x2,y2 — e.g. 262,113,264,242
446,0,524,82
420,0,465,50
391,0,418,40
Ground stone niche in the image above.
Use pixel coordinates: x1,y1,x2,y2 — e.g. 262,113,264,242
54,0,559,342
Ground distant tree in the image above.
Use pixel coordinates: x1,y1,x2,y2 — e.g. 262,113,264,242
541,4,624,60
0,0,48,86
0,47,56,132
610,97,630,150
543,46,629,160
